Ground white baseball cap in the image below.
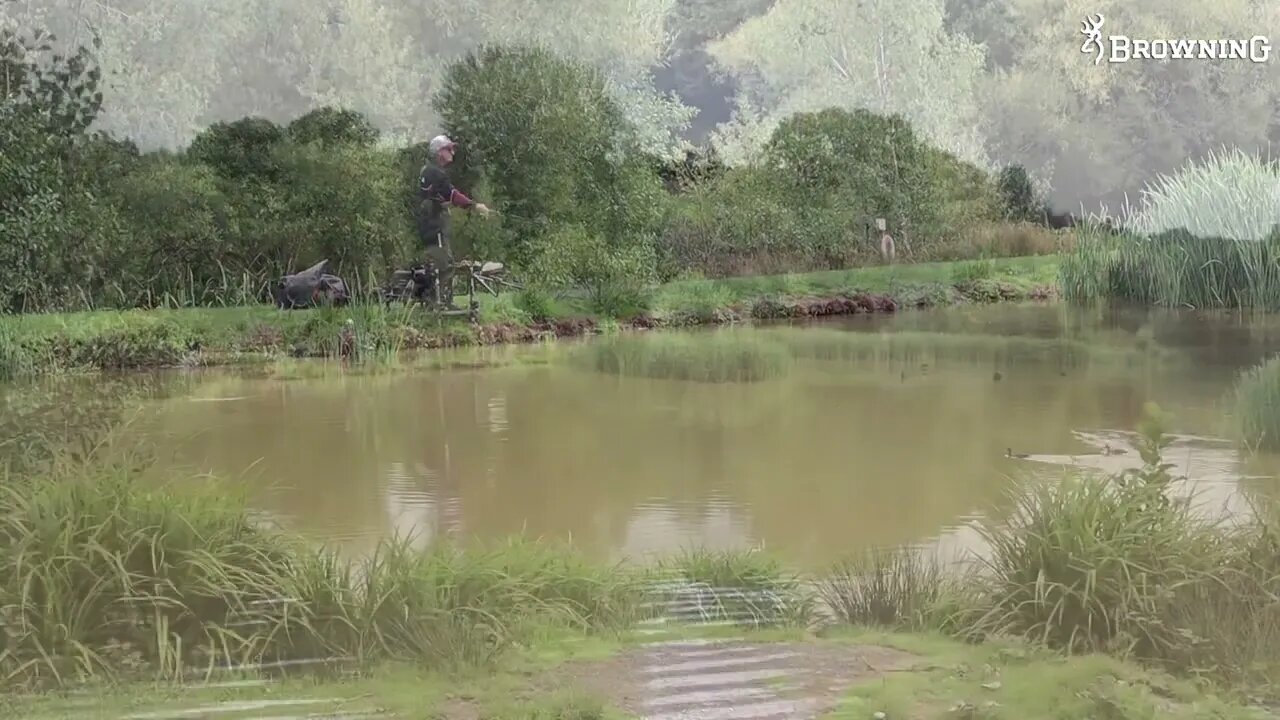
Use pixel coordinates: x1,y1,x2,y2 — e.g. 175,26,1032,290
428,135,456,154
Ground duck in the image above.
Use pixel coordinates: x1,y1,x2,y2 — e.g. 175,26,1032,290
1103,444,1127,456
1006,448,1030,459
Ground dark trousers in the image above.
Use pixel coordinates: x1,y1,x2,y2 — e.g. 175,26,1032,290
416,219,454,303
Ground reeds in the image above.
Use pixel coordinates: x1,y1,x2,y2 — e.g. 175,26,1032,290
1061,225,1280,309
571,329,792,383
1127,147,1280,243
0,459,646,690
1230,354,1280,452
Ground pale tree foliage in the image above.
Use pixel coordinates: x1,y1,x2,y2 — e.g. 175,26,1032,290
6,0,693,153
707,0,989,168
222,0,425,142
3,0,236,148
450,0,693,157
978,0,1280,211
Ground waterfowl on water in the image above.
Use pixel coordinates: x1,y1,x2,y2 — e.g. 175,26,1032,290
1006,448,1030,459
1103,444,1127,456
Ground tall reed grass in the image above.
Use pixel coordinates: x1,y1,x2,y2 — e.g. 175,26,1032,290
571,330,792,383
1061,225,1280,309
0,456,646,690
1126,147,1280,242
1229,354,1280,452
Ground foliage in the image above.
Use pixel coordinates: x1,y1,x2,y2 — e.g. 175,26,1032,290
186,117,288,183
1126,147,1280,242
708,0,987,168
1230,355,1280,452
1061,224,1280,310
0,24,106,312
997,165,1044,223
437,46,665,271
528,225,656,316
287,106,381,147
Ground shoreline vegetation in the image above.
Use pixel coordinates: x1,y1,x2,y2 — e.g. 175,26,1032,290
0,256,1058,379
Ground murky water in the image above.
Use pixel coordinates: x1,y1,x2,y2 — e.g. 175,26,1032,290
62,305,1280,568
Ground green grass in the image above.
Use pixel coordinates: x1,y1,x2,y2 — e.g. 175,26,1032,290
1230,354,1280,452
570,329,793,383
1061,224,1280,309
764,327,1178,372
825,630,1270,720
0,257,1060,378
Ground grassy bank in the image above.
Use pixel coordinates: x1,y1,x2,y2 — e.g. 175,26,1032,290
10,628,1270,720
0,256,1058,378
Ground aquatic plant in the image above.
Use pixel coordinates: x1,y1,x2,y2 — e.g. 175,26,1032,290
1230,354,1280,452
817,546,963,632
1060,224,1280,309
572,329,792,383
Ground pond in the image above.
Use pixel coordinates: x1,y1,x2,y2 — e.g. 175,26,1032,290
85,305,1280,568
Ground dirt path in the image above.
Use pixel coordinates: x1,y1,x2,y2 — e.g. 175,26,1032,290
559,637,918,720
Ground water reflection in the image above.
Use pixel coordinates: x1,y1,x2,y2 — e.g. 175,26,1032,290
115,304,1280,569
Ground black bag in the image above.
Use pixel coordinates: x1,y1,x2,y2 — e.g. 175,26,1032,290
274,259,350,309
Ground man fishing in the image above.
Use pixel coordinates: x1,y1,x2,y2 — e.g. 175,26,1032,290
416,134,491,307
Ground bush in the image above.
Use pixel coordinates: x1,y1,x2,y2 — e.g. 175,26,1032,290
996,165,1044,223
657,166,871,278
764,108,999,250
527,224,655,317
0,26,106,313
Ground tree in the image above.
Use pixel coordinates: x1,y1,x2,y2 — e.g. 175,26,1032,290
0,21,106,311
437,46,665,272
975,0,1280,212
707,0,988,168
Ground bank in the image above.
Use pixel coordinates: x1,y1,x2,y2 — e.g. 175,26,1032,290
0,256,1058,378
9,626,1271,719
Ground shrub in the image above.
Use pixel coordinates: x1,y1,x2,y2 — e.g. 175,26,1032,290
656,166,871,278
996,164,1044,223
1128,147,1280,242
265,141,414,274
764,108,999,251
527,224,655,317
97,157,238,305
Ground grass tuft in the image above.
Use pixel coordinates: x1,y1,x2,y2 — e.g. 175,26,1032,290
571,329,792,383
